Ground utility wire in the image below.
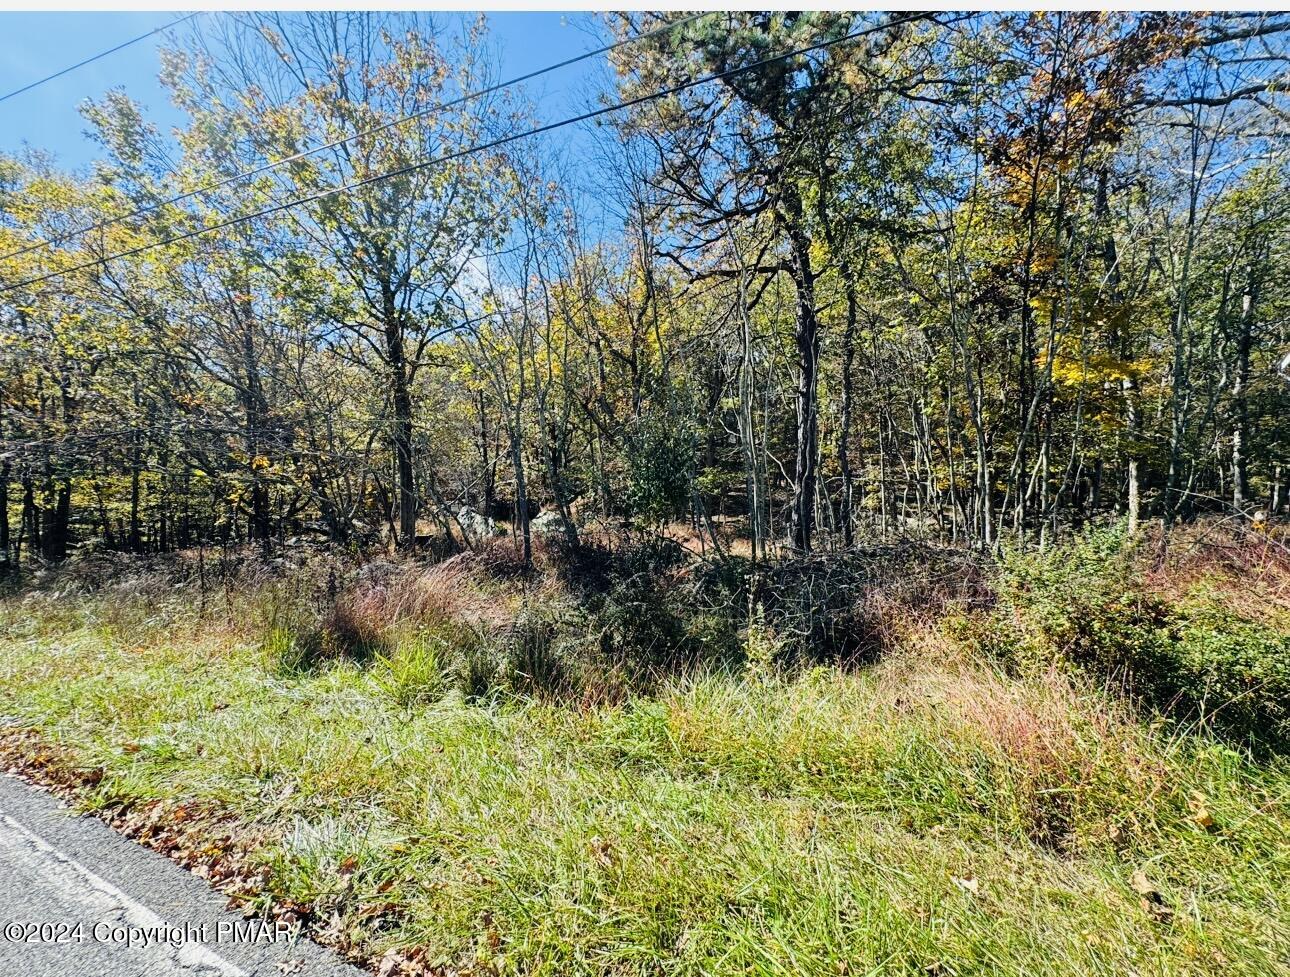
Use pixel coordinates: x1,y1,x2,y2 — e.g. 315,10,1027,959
0,12,704,264
2,14,922,294
0,12,199,105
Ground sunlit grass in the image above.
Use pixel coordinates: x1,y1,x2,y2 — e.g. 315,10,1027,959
1,594,1287,976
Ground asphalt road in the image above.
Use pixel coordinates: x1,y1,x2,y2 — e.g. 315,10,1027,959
0,773,366,977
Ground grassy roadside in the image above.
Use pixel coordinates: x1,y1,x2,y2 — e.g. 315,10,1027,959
3,526,1289,976
2,563,1288,977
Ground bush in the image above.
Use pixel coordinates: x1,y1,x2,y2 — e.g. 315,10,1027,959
682,611,742,667
1168,599,1290,743
624,410,694,524
720,544,989,665
997,526,1290,747
590,577,690,674
481,591,681,705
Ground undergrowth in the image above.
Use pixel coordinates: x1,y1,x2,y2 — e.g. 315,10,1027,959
973,525,1290,748
0,525,1287,976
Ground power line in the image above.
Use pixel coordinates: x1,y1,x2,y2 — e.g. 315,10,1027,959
0,12,704,264
2,14,922,294
0,12,199,105
7,16,891,291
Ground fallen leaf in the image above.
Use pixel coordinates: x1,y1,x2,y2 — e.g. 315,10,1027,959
1130,869,1173,923
1129,869,1156,896
1187,792,1218,831
589,835,614,868
377,950,401,977
1141,898,1173,922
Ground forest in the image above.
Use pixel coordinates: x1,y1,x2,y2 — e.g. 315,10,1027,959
2,12,1289,977
1,10,1286,564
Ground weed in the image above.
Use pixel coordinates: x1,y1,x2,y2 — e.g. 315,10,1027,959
742,602,784,676
261,624,326,675
3,536,1288,976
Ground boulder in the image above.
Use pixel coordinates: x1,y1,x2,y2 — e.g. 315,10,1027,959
357,560,399,586
529,510,572,537
459,505,503,540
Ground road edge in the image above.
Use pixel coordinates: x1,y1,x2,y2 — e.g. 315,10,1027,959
0,727,387,976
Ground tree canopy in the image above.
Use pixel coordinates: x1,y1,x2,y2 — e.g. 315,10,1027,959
2,10,1288,565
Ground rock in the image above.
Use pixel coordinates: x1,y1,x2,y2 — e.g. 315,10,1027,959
459,505,503,540
530,510,572,537
357,560,398,585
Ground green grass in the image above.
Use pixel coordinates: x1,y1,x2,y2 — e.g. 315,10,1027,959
1,591,1288,977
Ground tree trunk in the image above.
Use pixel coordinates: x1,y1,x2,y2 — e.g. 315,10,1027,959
1231,263,1256,512
382,298,417,551
393,377,416,549
838,267,857,549
511,429,531,566
784,189,820,553
41,477,71,561
0,461,9,566
21,473,37,561
232,290,273,549
1097,168,1142,535
477,390,497,517
129,381,143,552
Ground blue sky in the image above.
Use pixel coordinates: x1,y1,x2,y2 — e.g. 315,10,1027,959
0,11,606,173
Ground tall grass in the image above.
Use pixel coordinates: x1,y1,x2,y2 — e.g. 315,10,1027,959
0,531,1287,975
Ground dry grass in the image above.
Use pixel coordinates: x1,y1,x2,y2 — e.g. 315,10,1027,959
1140,522,1290,628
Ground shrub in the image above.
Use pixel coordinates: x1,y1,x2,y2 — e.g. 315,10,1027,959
590,576,690,676
624,410,694,525
682,611,742,667
997,525,1290,747
1169,599,1290,742
724,544,990,665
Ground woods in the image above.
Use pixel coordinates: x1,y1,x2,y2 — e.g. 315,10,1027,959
1,11,1288,565
3,13,1290,975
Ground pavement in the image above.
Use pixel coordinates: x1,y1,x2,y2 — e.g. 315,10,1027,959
0,773,367,977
